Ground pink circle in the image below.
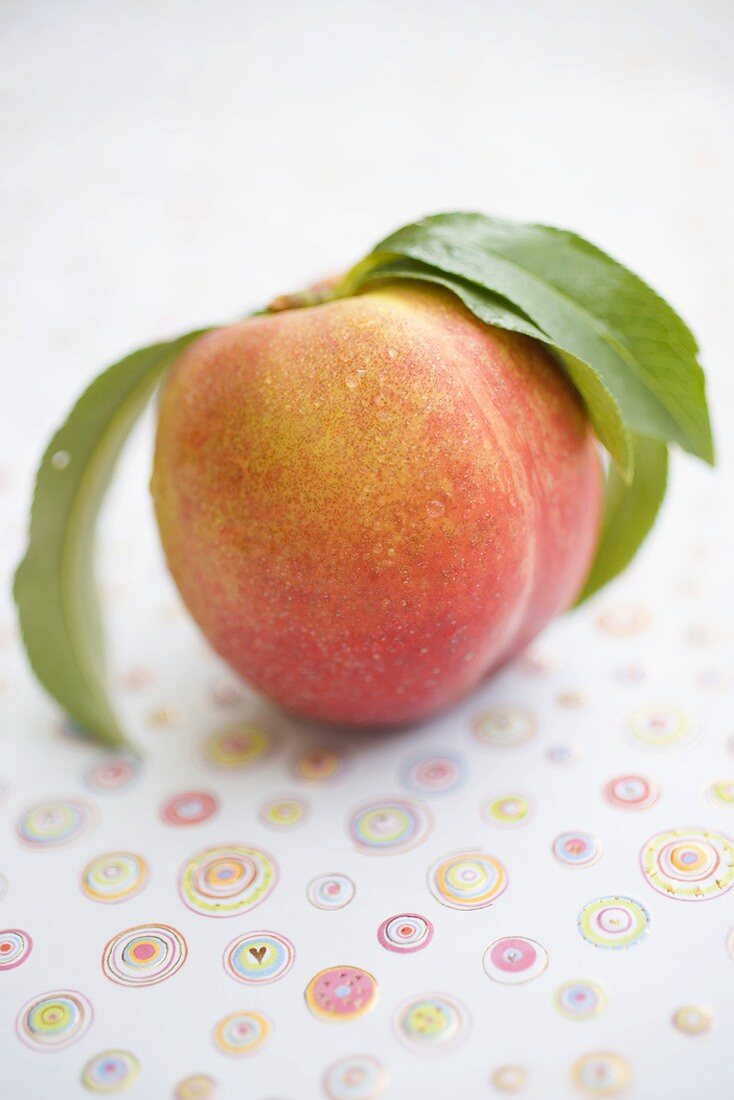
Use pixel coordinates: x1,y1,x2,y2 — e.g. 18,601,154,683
132,943,155,961
310,967,377,1017
490,937,537,974
161,791,218,827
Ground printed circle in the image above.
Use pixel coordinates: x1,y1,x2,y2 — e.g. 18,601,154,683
483,794,532,828
483,936,548,984
0,872,7,901
546,744,581,765
305,966,378,1021
401,753,466,796
377,913,434,954
259,795,308,830
81,852,148,904
213,1010,270,1055
428,850,508,910
161,791,219,827
603,775,659,811
640,828,734,901
672,1005,713,1035
81,1050,139,1093
294,749,346,783
102,923,187,986
595,605,650,636
223,931,295,984
554,980,607,1021
348,798,431,854
0,929,33,970
307,873,356,910
628,704,695,749
178,844,278,917
577,896,650,949
84,755,138,794
491,1066,528,1093
17,797,97,848
395,993,468,1052
473,706,537,748
203,724,272,771
174,1075,219,1100
323,1055,389,1099
553,832,602,868
571,1052,631,1096
17,990,92,1051
707,781,734,809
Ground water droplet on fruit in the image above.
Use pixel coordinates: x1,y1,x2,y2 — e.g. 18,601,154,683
51,450,70,470
426,499,445,518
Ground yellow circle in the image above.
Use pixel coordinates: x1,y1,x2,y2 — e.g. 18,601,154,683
212,1011,270,1055
572,1052,631,1096
491,1065,527,1093
672,1005,713,1035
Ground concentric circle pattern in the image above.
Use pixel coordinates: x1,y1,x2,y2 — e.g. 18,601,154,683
554,980,607,1021
81,852,148,903
223,931,295,984
0,929,32,970
17,990,92,1051
395,993,468,1051
428,850,508,910
102,924,187,986
348,798,431,854
401,753,466,796
552,832,602,868
672,1005,713,1035
483,794,532,827
81,1050,139,1093
212,1010,270,1055
482,937,548,984
323,1055,389,1099
577,896,650,949
203,724,272,770
628,704,695,749
305,966,378,1021
17,797,97,848
473,706,537,747
571,1051,631,1096
640,828,734,901
307,873,356,910
377,913,434,953
173,1075,219,1100
178,844,278,916
84,755,138,794
161,790,218,826
294,749,346,782
603,775,659,811
259,795,307,829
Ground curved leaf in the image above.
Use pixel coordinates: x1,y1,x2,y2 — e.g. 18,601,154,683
362,212,713,464
344,256,632,478
14,331,208,748
576,434,668,604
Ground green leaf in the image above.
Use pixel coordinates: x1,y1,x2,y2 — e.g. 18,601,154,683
350,212,713,465
343,256,633,478
14,331,208,749
576,434,669,604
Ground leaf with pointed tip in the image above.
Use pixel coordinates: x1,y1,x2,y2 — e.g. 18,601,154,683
14,331,208,749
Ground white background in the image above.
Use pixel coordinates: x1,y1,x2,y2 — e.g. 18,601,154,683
1,2,733,1098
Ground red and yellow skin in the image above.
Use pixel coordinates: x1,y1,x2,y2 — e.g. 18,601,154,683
152,283,602,726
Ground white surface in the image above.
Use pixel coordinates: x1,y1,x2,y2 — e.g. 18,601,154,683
1,2,733,1098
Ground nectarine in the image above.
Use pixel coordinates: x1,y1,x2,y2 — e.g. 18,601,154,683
152,283,602,725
